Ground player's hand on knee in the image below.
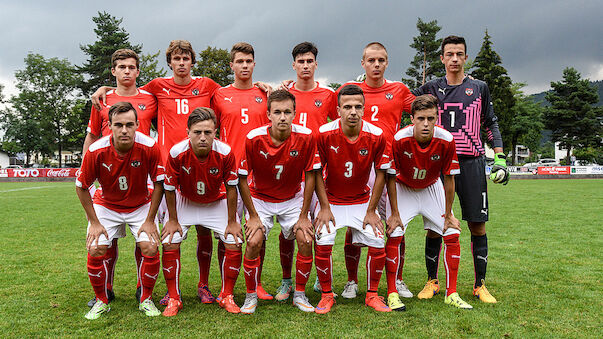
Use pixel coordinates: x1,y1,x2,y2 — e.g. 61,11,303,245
295,216,314,244
87,221,108,251
363,210,385,238
244,215,264,241
314,208,335,234
161,219,183,245
443,214,461,233
225,220,244,247
386,214,403,237
139,219,161,245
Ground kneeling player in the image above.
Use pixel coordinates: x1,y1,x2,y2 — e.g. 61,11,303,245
386,95,472,309
161,108,243,316
313,84,391,314
76,102,164,319
238,90,320,313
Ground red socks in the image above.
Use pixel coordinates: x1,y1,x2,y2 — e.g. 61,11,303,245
344,229,360,283
258,240,266,285
135,245,142,289
385,236,402,294
397,235,406,281
87,253,109,304
139,253,160,301
315,245,333,294
162,249,181,300
443,234,460,296
221,249,242,296
196,232,213,287
279,233,295,280
243,256,260,294
295,253,313,292
366,247,386,293
217,240,226,277
106,239,118,291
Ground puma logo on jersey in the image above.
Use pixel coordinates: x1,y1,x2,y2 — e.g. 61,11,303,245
438,87,446,95
426,255,438,263
259,150,269,159
163,266,174,273
102,163,112,172
244,268,253,276
182,166,191,174
162,88,171,95
228,266,240,273
477,255,488,263
316,266,329,275
330,146,339,153
224,97,233,103
297,270,310,278
88,271,102,278
404,151,413,158
230,171,237,176
144,273,159,280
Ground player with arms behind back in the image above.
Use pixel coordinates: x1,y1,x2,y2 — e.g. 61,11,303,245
76,102,164,320
386,94,472,310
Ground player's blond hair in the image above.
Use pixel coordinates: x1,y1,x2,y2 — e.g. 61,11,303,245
362,42,388,60
230,42,254,62
166,40,196,65
111,49,139,69
411,95,439,116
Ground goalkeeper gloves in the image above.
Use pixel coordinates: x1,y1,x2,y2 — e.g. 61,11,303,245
489,152,510,185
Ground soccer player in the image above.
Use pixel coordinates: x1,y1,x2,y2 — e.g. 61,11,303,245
237,89,320,313
83,48,158,308
413,35,508,303
76,102,164,319
160,108,243,316
386,94,472,310
313,84,391,314
331,42,415,302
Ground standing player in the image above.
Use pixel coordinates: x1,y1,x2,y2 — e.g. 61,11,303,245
211,42,272,300
83,48,158,308
386,94,473,310
313,84,391,314
76,102,164,319
160,108,243,316
330,42,415,301
237,90,320,314
413,35,508,303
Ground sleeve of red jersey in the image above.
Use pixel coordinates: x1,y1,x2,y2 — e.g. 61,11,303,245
87,106,102,136
163,151,179,191
76,151,97,189
401,84,416,114
327,92,339,122
223,151,240,186
139,78,159,95
443,139,461,176
316,133,327,169
304,136,322,172
238,138,252,177
149,144,166,183
386,139,399,176
374,135,391,171
207,78,221,97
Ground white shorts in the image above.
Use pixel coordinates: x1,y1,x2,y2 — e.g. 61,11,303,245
87,203,159,246
248,191,303,241
163,191,238,245
315,201,385,248
385,178,460,237
368,167,387,220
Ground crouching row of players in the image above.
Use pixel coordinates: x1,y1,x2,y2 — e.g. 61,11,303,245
76,86,470,319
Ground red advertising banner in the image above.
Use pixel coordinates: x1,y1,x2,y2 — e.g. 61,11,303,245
0,168,80,178
537,166,571,175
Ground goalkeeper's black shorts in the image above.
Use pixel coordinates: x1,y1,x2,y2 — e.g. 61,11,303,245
455,155,488,223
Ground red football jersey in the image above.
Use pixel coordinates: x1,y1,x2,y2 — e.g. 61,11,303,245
339,80,415,147
389,125,460,189
163,138,238,204
141,76,220,158
287,82,338,133
76,132,165,213
87,89,157,137
238,124,320,203
317,119,390,205
211,85,269,163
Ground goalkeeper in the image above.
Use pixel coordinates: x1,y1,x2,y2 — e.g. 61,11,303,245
413,35,508,303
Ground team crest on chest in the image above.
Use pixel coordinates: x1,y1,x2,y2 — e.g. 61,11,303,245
255,96,263,103
465,88,473,96
314,99,322,107
209,167,219,175
289,149,299,157
385,93,394,100
192,88,199,96
430,154,441,161
131,160,141,168
138,104,146,111
359,148,369,156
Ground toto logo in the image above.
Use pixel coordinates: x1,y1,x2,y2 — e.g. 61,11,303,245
46,169,72,177
13,169,40,177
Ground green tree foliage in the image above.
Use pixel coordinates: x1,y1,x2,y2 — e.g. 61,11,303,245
138,50,167,86
192,46,233,86
1,54,85,166
544,67,603,161
508,83,544,165
471,30,515,152
78,11,141,96
328,82,342,91
402,18,444,89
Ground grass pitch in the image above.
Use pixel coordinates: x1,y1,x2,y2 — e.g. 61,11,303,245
0,180,601,338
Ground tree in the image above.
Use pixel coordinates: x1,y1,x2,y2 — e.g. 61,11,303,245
327,82,342,91
507,83,544,165
138,50,167,86
471,30,515,152
2,53,85,167
78,11,141,96
192,46,233,86
544,67,603,162
402,18,444,89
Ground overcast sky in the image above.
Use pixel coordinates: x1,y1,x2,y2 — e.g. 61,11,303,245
1,0,601,99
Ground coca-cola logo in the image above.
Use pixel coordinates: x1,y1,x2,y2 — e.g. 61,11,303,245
46,169,72,177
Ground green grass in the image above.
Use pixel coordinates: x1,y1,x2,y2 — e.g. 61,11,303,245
0,180,602,338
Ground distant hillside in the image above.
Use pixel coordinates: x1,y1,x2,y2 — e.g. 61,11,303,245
531,80,603,107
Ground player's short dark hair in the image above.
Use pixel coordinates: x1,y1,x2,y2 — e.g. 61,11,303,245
166,40,196,65
188,107,217,129
337,84,365,106
108,101,138,123
411,95,439,116
362,42,388,60
267,89,296,112
111,49,139,69
441,35,467,55
292,42,318,60
230,42,254,62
